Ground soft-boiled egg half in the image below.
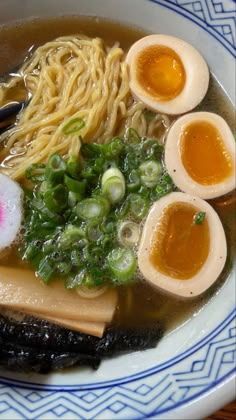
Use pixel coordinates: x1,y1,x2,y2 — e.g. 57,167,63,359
138,192,227,298
126,34,209,115
165,112,236,199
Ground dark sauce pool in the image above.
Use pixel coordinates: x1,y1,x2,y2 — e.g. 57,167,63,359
0,16,235,334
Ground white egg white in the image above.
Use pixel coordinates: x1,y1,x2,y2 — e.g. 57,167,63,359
165,112,236,199
126,34,209,115
138,192,227,298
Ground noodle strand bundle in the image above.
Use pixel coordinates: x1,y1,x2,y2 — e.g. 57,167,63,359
0,35,169,180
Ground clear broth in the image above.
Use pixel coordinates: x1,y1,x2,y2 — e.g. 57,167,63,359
0,16,235,333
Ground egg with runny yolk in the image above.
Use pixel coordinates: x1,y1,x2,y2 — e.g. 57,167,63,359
138,192,227,298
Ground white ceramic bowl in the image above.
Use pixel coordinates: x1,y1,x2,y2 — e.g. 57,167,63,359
0,1,235,419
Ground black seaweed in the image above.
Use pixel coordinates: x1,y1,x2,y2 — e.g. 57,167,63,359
0,339,100,373
0,312,164,373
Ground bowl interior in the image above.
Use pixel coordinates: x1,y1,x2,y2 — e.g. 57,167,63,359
0,1,235,419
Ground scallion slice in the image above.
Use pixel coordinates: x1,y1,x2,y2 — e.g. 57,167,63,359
103,137,124,158
102,168,125,204
76,197,110,220
43,184,67,213
118,221,140,247
86,222,104,242
59,224,85,249
141,139,163,159
66,156,80,179
107,247,137,282
194,211,206,225
139,160,162,188
64,175,86,195
31,198,63,223
45,154,66,184
65,268,86,289
127,169,141,192
68,191,83,207
25,163,46,182
62,117,85,135
37,258,54,284
38,181,52,197
129,193,149,220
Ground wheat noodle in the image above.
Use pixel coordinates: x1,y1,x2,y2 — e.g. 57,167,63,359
0,35,170,180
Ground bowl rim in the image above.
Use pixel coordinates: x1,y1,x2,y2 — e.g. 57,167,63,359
0,1,235,419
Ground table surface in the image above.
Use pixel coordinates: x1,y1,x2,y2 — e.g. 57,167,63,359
206,400,236,420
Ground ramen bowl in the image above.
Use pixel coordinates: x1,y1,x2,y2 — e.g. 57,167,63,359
0,0,235,419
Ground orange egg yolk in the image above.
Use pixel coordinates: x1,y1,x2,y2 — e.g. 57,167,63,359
150,202,210,280
136,45,186,101
180,121,233,185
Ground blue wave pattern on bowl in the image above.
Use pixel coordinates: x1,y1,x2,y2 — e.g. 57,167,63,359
0,310,235,418
0,0,236,418
151,0,236,56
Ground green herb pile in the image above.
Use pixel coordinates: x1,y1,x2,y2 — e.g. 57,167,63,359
20,129,174,288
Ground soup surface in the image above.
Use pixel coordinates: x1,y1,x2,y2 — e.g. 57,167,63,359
0,16,235,334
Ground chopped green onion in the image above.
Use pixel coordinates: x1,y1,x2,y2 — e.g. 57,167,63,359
83,244,103,264
38,181,52,197
37,258,54,284
118,221,140,247
139,160,162,188
68,191,83,207
100,234,113,251
70,250,81,267
102,220,116,234
103,137,124,158
93,156,106,174
25,163,46,182
64,175,86,195
162,173,173,185
22,129,174,288
141,139,163,159
65,268,86,289
126,128,141,144
123,149,139,171
59,224,85,249
72,269,103,289
81,142,101,158
42,239,55,254
102,168,125,204
83,272,94,288
77,238,89,249
127,169,141,192
86,222,104,242
129,193,149,220
89,268,104,286
44,184,67,213
62,117,85,135
155,183,172,200
115,198,130,219
23,241,42,261
76,197,110,220
80,166,96,180
66,156,81,179
31,198,63,223
107,247,137,282
57,261,71,275
154,173,174,200
102,177,125,204
45,154,66,184
194,211,206,225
